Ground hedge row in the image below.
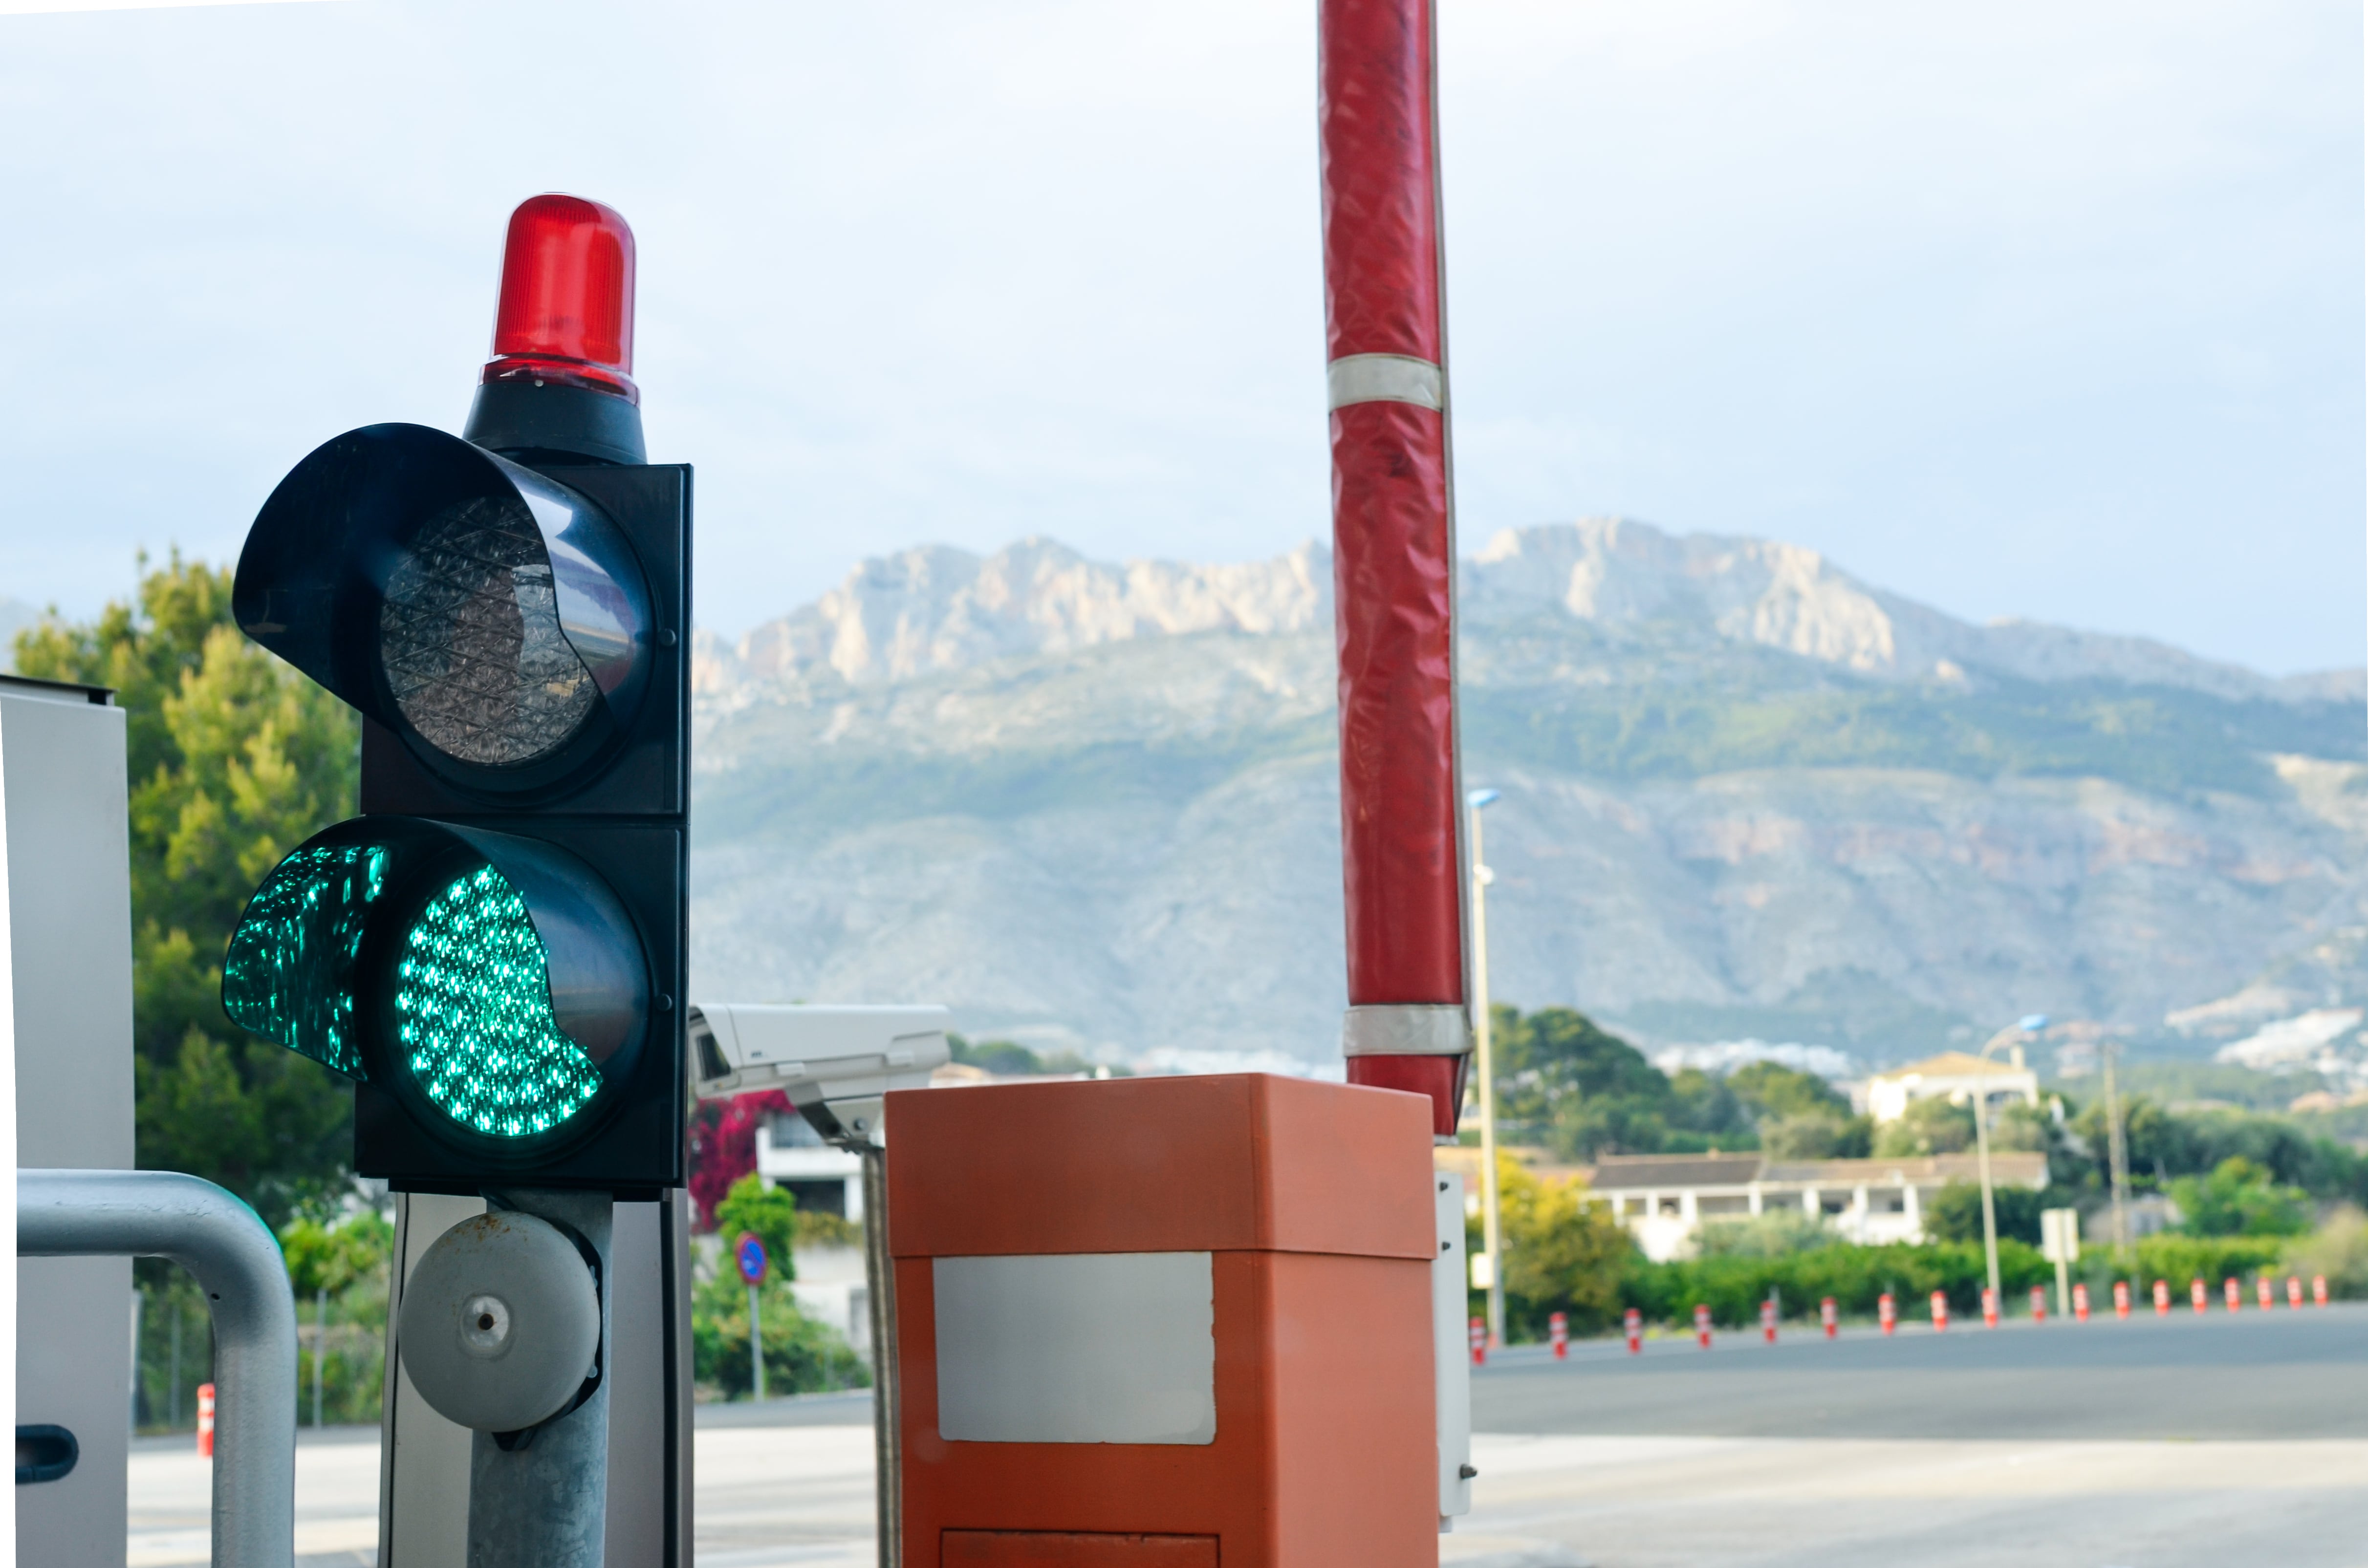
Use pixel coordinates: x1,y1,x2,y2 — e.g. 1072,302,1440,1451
1608,1235,2295,1332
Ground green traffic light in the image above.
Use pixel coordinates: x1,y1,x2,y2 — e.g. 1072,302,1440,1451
223,842,389,1078
394,863,603,1139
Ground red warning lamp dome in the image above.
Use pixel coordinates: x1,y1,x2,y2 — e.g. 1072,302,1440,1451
482,194,638,405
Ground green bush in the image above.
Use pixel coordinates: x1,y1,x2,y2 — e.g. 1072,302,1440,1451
690,1268,869,1399
1620,1239,2053,1329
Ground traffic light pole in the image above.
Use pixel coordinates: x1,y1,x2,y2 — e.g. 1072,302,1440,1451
467,1189,615,1568
862,1146,902,1568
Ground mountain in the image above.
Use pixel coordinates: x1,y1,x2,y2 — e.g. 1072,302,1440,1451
688,519,2368,1072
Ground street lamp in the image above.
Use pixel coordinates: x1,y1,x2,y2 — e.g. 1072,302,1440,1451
1467,787,1505,1349
1973,1012,2048,1307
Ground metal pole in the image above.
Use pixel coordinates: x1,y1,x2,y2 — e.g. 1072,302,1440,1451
1974,1033,2006,1307
468,1189,612,1568
170,1299,183,1430
2103,1042,2132,1261
19,1167,297,1568
1469,801,1504,1349
130,1281,144,1434
312,1286,327,1429
861,1146,902,1568
748,1279,766,1402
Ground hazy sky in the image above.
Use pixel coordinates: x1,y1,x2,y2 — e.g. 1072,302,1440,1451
0,0,2359,673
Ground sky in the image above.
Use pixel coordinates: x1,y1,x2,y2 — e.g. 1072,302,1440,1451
0,0,2359,674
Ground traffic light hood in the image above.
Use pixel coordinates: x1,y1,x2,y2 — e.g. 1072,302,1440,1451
223,816,651,1160
234,423,654,798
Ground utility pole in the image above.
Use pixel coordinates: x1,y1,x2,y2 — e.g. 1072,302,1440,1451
1468,790,1505,1349
1973,1015,2047,1306
2102,1042,2132,1262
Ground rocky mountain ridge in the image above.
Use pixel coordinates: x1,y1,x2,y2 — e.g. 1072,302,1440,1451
686,522,2368,1072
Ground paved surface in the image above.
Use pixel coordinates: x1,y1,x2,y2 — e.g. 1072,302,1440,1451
126,1307,2368,1568
1474,1302,2368,1439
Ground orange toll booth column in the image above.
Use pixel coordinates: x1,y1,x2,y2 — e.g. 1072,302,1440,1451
888,1074,1441,1568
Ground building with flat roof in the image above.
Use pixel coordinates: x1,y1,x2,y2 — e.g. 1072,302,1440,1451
1866,1051,2040,1124
1587,1149,2049,1261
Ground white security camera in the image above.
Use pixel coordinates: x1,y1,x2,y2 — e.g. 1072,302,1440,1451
688,1003,951,1147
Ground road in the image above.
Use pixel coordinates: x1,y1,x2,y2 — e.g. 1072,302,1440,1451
1474,1300,2368,1439
128,1305,2368,1568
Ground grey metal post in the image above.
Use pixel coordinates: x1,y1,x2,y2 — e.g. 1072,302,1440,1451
468,1188,613,1568
862,1147,901,1568
18,1168,296,1568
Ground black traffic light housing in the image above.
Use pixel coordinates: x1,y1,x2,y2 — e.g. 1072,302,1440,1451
224,195,690,1197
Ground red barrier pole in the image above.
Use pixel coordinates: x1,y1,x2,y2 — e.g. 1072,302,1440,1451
1619,1309,1636,1355
1878,1292,1896,1335
2224,1276,2242,1312
2315,1274,2329,1307
1931,1291,1950,1332
1469,1316,1486,1366
2113,1280,2131,1319
2073,1283,2090,1323
2256,1275,2274,1310
1694,1303,1712,1349
2153,1278,2171,1316
1322,0,1473,1133
196,1382,217,1459
1555,1310,1573,1358
2029,1285,2046,1323
2287,1276,2304,1310
1981,1287,1999,1328
1820,1296,1838,1339
1760,1298,1778,1345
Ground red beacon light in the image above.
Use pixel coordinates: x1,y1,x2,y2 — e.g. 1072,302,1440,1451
464,193,647,466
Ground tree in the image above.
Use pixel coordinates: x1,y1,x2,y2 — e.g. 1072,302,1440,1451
1474,1156,1634,1335
2171,1157,2312,1238
16,556,358,1226
713,1172,802,1281
1925,1177,2044,1246
1873,1096,1977,1158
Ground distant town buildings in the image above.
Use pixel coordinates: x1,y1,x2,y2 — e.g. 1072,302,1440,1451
1587,1150,2050,1261
1865,1050,2040,1123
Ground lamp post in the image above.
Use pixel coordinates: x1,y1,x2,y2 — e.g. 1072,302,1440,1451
1467,788,1505,1349
1972,1013,2048,1305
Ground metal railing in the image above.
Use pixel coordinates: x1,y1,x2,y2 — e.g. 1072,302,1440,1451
20,1168,296,1568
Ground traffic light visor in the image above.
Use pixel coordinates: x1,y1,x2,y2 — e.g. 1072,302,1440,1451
224,818,650,1157
236,424,652,794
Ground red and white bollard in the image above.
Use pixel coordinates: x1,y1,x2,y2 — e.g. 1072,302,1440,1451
196,1382,216,1459
1618,1309,1635,1356
2256,1275,2274,1310
1470,1316,1486,1366
1931,1290,1950,1332
2029,1285,2047,1323
2224,1277,2242,1312
1981,1287,1999,1328
1878,1291,1897,1335
2114,1280,2131,1319
1820,1296,1838,1339
2287,1276,2304,1310
1760,1297,1778,1345
2153,1279,2171,1316
1555,1310,1572,1358
2315,1274,2329,1307
2073,1283,2090,1323
1694,1303,1713,1349
2191,1278,2208,1314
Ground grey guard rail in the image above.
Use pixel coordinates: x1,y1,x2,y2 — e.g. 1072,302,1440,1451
20,1168,296,1568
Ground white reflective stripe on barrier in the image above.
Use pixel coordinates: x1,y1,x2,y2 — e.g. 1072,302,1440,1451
1326,353,1445,411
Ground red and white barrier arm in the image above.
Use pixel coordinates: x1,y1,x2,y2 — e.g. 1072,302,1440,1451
1320,0,1473,1134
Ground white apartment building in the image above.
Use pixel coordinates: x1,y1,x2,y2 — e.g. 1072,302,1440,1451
1866,1051,2041,1124
1589,1150,2049,1261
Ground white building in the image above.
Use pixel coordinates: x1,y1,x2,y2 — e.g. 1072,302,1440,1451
1589,1150,2050,1262
1866,1051,2040,1124
754,1109,869,1220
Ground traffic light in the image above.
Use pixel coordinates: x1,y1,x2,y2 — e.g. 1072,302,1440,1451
221,193,690,1194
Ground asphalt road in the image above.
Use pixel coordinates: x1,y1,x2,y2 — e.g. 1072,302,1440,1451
1472,1301,2368,1439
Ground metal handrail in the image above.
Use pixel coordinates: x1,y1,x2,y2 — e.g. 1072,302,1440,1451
20,1168,296,1568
